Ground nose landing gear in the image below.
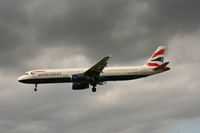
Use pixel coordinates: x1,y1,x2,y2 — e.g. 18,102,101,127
34,84,37,92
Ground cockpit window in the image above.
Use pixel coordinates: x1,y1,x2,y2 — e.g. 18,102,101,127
24,73,29,75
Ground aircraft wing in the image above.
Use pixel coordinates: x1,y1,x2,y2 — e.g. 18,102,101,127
85,55,111,78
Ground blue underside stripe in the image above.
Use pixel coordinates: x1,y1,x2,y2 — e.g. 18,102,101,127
20,75,149,84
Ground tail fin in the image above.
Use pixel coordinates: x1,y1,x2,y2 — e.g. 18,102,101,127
145,46,166,67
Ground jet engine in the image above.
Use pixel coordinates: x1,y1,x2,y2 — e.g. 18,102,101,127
71,73,87,82
72,82,89,90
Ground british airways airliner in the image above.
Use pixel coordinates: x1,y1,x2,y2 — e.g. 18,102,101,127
18,46,170,92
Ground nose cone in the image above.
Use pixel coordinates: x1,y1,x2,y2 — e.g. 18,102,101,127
18,76,24,83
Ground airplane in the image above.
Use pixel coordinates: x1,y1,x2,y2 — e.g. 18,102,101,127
18,46,170,92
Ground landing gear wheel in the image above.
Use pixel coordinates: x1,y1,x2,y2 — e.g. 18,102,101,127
92,87,96,92
34,84,38,92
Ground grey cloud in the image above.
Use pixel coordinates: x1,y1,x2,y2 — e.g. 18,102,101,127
25,0,200,63
1,0,200,71
0,0,40,72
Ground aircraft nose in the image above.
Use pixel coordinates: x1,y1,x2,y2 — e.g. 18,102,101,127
18,76,24,83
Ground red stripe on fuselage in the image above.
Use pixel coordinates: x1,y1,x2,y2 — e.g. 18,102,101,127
147,62,160,67
152,49,165,58
32,70,46,73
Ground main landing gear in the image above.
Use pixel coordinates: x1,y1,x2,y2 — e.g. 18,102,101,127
92,84,97,92
92,87,96,92
34,84,37,92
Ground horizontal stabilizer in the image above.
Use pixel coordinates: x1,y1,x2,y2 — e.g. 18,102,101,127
153,62,170,71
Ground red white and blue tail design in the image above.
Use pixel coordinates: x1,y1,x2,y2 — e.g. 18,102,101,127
145,46,166,68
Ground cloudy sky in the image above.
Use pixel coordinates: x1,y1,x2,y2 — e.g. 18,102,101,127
0,0,200,133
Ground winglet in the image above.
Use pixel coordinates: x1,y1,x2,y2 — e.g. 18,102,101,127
106,54,112,59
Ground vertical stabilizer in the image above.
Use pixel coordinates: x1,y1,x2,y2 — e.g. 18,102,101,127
145,46,166,67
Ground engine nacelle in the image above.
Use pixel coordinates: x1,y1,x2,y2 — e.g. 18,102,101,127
72,82,89,90
72,73,87,82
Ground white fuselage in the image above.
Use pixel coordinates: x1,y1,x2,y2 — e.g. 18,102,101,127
18,65,161,84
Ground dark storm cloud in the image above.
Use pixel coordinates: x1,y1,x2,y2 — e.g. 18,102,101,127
33,0,136,61
31,0,200,62
136,0,200,47
0,0,41,72
149,0,200,31
1,0,200,71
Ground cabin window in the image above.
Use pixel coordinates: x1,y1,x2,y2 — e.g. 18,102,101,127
31,72,34,75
